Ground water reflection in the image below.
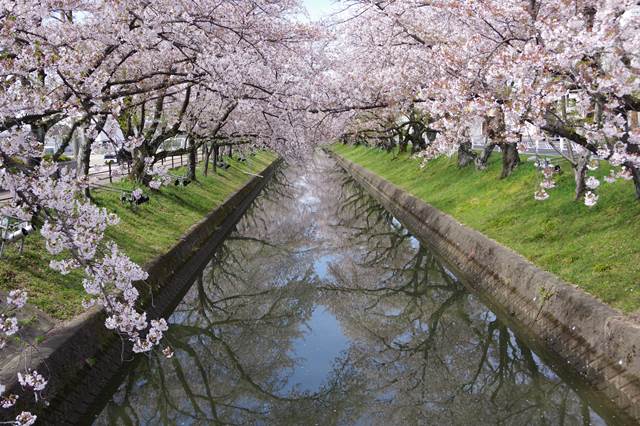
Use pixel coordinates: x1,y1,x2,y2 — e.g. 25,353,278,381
94,153,610,425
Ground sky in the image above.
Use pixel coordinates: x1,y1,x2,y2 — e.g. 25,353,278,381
301,0,342,21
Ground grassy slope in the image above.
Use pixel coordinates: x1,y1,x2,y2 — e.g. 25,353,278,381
331,144,640,313
0,152,277,320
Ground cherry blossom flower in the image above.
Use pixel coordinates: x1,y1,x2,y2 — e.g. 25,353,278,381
609,152,626,166
6,290,27,309
584,191,599,207
540,179,556,189
151,319,169,332
81,299,96,310
17,370,47,392
1,394,18,409
618,167,634,181
534,189,550,201
0,317,19,336
587,160,600,172
15,411,37,426
163,346,175,359
586,176,601,190
132,337,153,354
542,167,555,179
131,189,144,201
146,328,163,345
49,259,80,275
604,170,618,183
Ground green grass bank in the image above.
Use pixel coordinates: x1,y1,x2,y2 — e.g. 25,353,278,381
330,144,640,313
0,152,277,320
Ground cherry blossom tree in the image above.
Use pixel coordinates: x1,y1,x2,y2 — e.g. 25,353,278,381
0,0,322,421
319,0,640,205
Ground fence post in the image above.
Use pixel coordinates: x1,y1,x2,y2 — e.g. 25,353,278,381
171,155,174,168
108,162,112,183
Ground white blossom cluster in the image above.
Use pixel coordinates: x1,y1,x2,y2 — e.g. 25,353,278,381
534,164,557,202
0,290,40,423
143,157,174,190
325,0,640,204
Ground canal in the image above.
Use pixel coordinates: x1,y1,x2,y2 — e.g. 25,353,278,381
91,152,618,425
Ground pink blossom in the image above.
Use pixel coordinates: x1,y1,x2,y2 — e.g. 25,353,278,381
7,290,27,309
132,337,153,353
534,189,550,201
618,167,634,180
163,346,175,358
540,179,556,189
151,319,169,332
604,170,618,183
15,412,37,426
1,394,18,409
0,317,19,336
131,189,144,201
584,191,599,207
17,370,47,392
586,176,601,190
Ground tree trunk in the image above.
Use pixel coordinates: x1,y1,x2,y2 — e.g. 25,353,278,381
499,142,520,179
457,141,477,168
398,136,408,153
203,143,211,177
29,124,46,168
130,156,147,184
129,139,149,184
80,138,93,197
625,161,640,200
475,142,497,170
574,154,589,201
385,136,395,153
187,138,197,181
213,145,219,173
410,136,426,154
409,125,426,154
625,143,640,200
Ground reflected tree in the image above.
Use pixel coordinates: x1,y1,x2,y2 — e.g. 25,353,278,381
94,153,606,426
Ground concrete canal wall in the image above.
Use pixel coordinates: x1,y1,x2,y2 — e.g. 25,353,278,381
329,149,640,423
0,157,281,425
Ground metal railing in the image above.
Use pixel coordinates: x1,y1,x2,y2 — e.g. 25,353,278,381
471,134,577,157
0,150,207,205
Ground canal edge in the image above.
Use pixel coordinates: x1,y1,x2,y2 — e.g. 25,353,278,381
0,156,282,425
325,147,640,423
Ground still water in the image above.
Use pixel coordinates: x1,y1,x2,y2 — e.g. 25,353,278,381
93,153,616,425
